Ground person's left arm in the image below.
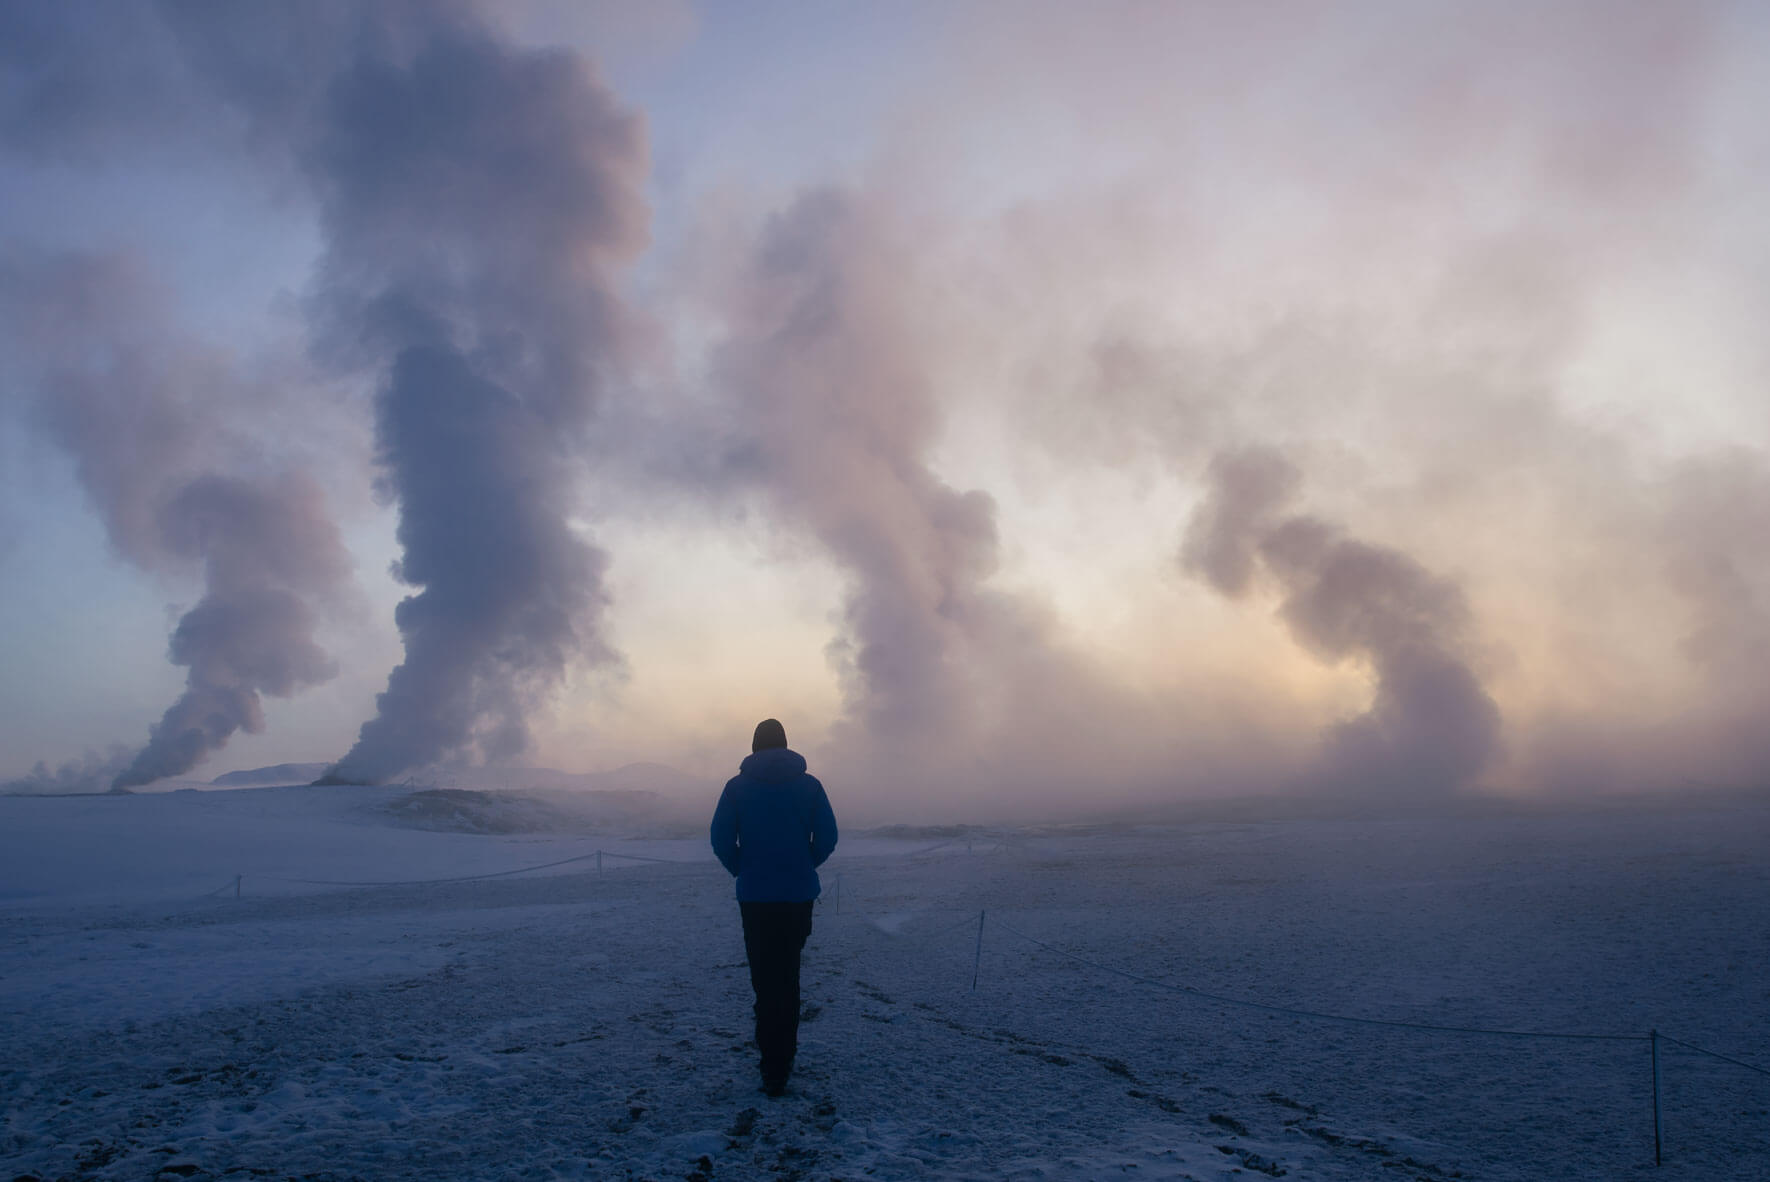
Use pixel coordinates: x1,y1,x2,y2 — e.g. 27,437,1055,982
710,782,742,877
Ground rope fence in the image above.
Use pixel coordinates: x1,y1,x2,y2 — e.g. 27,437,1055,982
196,874,241,899
1658,1034,1770,1079
269,850,607,887
196,847,709,893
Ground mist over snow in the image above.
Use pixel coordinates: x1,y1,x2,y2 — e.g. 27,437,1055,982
1,0,1768,820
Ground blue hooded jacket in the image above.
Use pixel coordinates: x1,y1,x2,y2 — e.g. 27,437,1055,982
709,747,838,902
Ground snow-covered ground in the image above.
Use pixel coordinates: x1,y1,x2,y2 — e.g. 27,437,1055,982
3,786,1767,1180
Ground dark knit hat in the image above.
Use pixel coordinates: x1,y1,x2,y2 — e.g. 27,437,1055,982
752,718,788,753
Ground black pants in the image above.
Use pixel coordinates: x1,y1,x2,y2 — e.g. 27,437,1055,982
739,900,814,1080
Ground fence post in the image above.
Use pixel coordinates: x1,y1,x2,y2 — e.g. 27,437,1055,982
971,910,986,991
1651,1029,1662,1167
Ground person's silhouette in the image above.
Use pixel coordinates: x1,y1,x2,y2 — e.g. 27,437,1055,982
710,718,839,1096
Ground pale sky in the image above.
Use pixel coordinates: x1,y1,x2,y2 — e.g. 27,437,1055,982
2,1,1767,814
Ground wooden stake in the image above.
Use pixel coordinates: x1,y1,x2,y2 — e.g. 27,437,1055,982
1652,1028,1662,1167
971,910,986,990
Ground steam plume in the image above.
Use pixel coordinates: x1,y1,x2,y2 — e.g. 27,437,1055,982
1657,453,1770,781
293,16,648,783
112,475,346,788
320,347,616,783
714,192,1007,761
0,250,351,788
1185,448,1503,795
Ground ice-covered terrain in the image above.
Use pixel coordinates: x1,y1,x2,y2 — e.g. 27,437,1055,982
2,784,1767,1180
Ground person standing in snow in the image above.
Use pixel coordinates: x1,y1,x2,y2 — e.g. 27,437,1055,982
710,718,839,1097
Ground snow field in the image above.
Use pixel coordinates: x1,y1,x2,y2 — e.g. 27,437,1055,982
2,790,1767,1180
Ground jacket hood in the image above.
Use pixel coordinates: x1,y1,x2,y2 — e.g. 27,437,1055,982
739,747,808,781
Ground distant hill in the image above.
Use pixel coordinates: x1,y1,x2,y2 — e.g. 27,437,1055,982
413,762,714,798
208,759,716,800
372,762,715,837
211,763,332,787
583,762,714,797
